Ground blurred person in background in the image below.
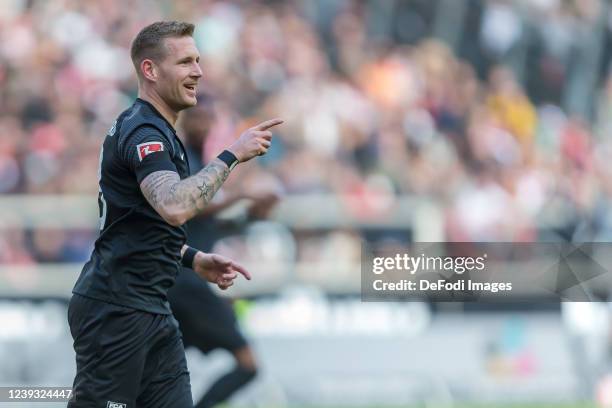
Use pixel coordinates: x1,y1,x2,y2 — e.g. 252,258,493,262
67,21,281,407
169,96,279,408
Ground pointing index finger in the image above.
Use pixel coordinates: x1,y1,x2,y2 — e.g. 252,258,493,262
252,118,284,131
232,262,252,280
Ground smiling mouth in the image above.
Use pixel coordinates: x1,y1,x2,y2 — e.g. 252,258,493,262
184,84,196,92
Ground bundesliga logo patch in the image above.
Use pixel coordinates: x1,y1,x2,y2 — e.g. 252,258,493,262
107,402,127,408
136,142,164,161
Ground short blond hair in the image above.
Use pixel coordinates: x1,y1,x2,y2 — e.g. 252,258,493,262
130,21,195,78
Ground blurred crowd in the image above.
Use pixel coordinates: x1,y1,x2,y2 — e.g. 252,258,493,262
1,0,612,265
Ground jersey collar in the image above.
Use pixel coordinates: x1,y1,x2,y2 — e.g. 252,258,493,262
135,98,178,135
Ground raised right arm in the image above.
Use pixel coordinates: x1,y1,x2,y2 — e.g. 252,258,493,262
138,118,282,226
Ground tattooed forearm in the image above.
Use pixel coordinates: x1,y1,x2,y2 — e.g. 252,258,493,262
169,159,230,212
140,158,230,225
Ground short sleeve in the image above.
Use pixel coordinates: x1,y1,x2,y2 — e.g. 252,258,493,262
120,125,178,183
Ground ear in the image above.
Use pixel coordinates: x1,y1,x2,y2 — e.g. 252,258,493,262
140,59,158,82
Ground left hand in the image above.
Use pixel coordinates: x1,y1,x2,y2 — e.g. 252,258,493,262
193,252,251,290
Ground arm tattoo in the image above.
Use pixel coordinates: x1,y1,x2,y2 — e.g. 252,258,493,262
141,171,178,210
140,158,230,223
169,159,230,211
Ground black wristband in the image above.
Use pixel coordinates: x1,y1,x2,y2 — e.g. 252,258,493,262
181,246,198,269
217,150,239,170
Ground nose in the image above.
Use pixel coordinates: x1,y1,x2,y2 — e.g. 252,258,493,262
192,62,202,79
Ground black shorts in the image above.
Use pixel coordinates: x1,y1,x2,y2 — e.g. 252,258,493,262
168,268,247,354
67,294,192,408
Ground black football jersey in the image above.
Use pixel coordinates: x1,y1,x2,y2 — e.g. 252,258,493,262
73,98,191,314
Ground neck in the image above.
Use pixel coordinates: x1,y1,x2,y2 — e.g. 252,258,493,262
138,88,178,126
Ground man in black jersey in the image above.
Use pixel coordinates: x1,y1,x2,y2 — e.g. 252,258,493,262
67,21,282,408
